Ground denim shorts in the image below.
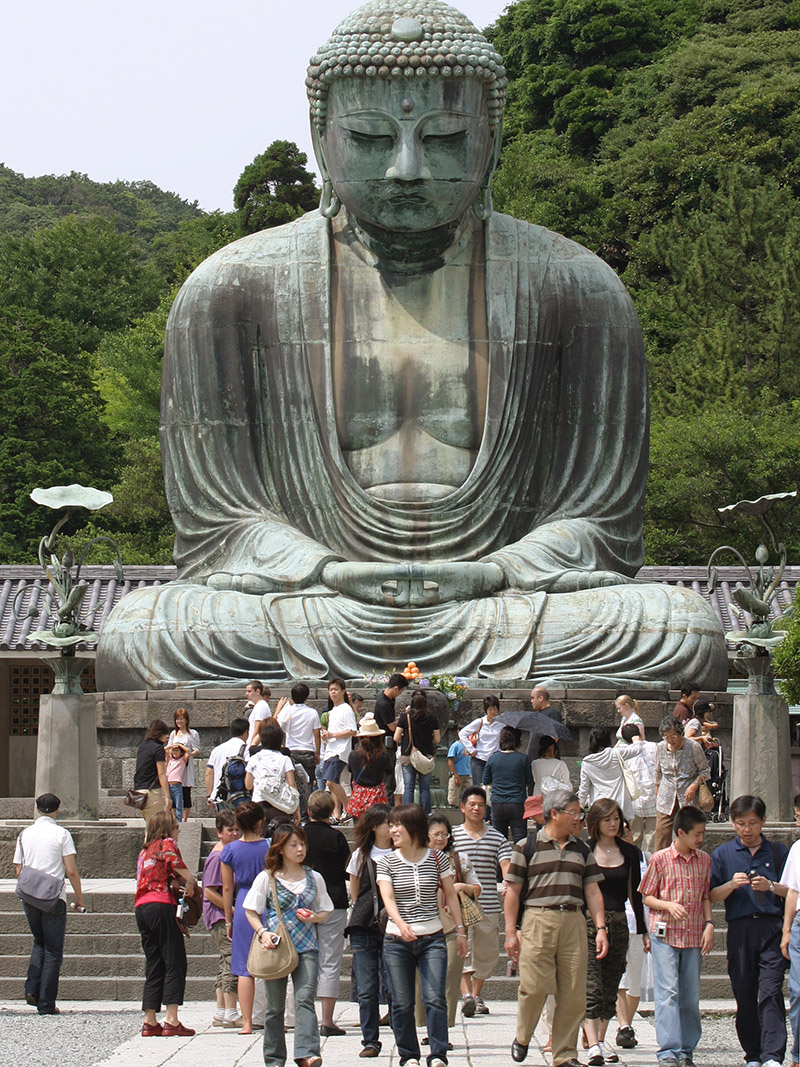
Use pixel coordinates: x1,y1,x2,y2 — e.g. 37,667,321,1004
320,755,345,783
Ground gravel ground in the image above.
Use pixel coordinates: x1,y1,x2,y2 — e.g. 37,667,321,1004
0,1008,141,1067
665,1014,788,1067
0,1007,778,1067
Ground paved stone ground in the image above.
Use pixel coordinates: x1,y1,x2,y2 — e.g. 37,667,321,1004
0,998,754,1067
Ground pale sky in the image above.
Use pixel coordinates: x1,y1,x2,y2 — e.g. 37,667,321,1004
2,0,509,213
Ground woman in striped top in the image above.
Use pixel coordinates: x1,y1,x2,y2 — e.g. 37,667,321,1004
377,805,466,1067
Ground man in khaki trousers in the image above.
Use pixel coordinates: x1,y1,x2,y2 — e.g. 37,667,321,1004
504,789,608,1067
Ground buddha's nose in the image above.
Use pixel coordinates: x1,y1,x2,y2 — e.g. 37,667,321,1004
385,133,431,181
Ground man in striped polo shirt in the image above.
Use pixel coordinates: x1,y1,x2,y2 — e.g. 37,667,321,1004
452,786,513,1016
504,788,608,1067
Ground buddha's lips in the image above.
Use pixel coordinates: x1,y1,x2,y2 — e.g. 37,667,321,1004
386,195,428,206
386,192,429,204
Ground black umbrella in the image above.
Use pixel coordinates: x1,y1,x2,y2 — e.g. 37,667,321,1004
497,710,572,761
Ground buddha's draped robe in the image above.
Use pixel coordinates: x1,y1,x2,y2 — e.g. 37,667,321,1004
96,211,726,689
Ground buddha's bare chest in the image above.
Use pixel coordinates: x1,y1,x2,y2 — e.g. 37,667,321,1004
331,257,488,453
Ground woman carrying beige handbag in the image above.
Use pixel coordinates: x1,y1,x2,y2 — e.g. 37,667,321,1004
243,825,333,1067
394,691,441,814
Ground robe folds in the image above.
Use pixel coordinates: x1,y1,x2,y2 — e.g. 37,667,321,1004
95,211,726,689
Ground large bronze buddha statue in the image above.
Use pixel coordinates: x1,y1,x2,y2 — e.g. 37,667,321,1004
96,0,726,690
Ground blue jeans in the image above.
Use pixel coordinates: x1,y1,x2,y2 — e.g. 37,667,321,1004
22,899,67,1014
471,757,486,791
383,932,448,1065
350,927,389,1051
650,935,702,1061
263,950,319,1067
402,763,432,814
788,915,800,1061
169,783,184,822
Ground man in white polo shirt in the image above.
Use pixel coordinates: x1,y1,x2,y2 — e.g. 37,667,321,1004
275,682,322,816
13,793,84,1015
244,680,271,749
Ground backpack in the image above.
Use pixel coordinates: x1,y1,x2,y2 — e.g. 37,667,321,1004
516,831,590,929
217,744,251,809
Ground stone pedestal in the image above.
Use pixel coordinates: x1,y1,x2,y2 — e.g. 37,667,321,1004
35,691,99,819
730,657,793,821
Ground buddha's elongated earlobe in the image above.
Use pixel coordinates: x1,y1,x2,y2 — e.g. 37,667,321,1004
312,124,341,220
472,180,493,221
320,179,342,220
473,127,501,221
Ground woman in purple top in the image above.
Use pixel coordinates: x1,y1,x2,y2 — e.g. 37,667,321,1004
221,801,270,1034
202,810,241,1027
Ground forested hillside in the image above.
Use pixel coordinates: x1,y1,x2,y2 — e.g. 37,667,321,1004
0,144,316,564
1,0,798,568
489,0,800,562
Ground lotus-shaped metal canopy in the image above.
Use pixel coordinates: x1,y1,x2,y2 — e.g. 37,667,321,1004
30,484,114,511
718,491,797,517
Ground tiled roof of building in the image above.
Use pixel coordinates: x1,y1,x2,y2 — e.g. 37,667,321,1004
0,565,176,651
0,563,796,652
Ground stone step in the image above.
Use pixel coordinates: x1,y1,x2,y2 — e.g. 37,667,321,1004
0,975,221,1001
0,893,137,914
0,910,144,934
0,931,220,954
0,887,748,1001
0,952,219,979
0,969,751,1004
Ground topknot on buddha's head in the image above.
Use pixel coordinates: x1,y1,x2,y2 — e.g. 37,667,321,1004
306,0,508,132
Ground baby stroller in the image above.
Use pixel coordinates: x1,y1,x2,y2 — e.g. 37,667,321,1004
707,744,729,822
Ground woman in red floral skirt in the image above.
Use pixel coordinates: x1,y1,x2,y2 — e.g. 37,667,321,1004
346,714,394,818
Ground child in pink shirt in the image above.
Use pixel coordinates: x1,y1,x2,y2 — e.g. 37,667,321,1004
166,743,188,821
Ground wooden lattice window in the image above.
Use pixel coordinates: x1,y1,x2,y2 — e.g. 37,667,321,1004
9,662,96,735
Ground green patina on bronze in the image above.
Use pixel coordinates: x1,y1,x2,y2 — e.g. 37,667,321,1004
96,0,726,691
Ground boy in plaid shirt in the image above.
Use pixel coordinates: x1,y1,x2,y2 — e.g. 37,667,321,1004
640,805,714,1067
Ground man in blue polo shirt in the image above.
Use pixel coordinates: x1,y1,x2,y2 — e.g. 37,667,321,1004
710,794,789,1067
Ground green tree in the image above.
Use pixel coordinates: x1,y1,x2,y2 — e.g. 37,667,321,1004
94,296,171,439
152,211,238,287
489,0,702,151
234,141,319,235
492,129,607,249
629,168,800,416
0,215,161,352
0,163,203,245
774,587,800,705
90,298,175,560
644,401,800,565
0,307,117,561
78,438,175,564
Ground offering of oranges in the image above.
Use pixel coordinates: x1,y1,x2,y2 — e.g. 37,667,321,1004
402,661,421,681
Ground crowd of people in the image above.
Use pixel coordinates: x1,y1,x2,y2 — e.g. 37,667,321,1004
13,678,800,1067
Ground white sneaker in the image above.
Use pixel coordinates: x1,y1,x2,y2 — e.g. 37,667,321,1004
745,1061,761,1067
762,1060,780,1067
431,1059,448,1067
402,1061,421,1067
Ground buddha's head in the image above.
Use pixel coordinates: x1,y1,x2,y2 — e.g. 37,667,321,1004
307,0,507,233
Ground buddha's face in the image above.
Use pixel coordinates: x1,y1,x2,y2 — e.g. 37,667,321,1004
320,75,494,232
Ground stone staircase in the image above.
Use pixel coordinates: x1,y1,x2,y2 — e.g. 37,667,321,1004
0,877,741,1003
